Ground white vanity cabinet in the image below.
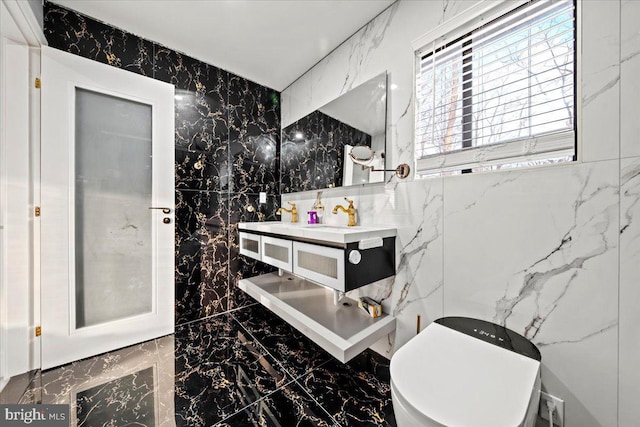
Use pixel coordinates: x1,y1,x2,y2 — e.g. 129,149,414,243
261,236,293,272
238,223,397,292
239,232,261,261
293,241,345,290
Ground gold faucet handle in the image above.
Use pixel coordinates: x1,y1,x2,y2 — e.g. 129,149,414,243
344,197,354,208
288,201,297,210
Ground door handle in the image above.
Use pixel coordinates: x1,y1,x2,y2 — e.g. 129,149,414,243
149,207,172,214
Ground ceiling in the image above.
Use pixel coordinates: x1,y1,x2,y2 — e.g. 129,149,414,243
51,0,395,91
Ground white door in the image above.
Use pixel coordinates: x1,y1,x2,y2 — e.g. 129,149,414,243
40,46,175,370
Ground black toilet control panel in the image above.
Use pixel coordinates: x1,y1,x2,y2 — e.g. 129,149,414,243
435,317,542,361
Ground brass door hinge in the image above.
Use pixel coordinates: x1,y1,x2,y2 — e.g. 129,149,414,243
35,206,41,217
35,326,41,337
35,77,41,89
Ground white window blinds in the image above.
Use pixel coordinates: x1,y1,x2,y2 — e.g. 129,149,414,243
415,0,575,173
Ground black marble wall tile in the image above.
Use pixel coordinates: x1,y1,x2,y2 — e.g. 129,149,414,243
281,114,317,193
229,133,279,194
315,112,342,189
44,2,154,76
229,192,280,224
175,146,226,192
173,89,229,191
154,47,226,94
45,2,281,325
175,190,229,324
227,192,280,310
156,50,230,192
231,200,281,288
281,110,371,193
229,76,280,194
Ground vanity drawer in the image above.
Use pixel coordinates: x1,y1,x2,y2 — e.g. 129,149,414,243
239,232,261,261
261,236,293,272
293,241,345,291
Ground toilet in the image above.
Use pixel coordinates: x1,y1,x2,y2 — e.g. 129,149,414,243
390,317,541,427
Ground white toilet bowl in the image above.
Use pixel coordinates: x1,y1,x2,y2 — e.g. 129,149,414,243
390,317,541,427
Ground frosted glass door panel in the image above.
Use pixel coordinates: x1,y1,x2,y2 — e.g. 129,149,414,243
75,88,153,328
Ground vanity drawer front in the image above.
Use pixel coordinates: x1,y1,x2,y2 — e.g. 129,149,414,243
239,232,261,261
293,242,345,291
261,236,293,272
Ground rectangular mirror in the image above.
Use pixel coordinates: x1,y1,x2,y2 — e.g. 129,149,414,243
281,72,387,193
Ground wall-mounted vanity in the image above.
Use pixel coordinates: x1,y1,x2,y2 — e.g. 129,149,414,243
239,222,396,291
238,222,397,362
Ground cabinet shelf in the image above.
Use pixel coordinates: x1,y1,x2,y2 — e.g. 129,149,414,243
238,272,396,363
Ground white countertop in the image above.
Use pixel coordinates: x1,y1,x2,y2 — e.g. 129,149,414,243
238,221,397,244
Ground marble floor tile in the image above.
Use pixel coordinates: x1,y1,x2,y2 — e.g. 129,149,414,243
214,381,338,427
232,303,332,379
76,366,156,426
16,336,176,425
7,304,396,427
297,350,396,427
174,314,290,426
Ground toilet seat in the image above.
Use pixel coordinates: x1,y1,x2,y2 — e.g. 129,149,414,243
390,321,541,427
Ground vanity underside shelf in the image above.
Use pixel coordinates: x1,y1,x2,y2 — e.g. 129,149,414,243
238,272,396,363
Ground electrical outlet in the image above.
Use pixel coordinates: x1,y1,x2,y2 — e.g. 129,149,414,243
540,391,564,426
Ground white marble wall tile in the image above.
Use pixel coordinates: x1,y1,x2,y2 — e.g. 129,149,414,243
283,2,403,128
309,3,401,114
309,38,360,112
441,0,478,24
281,178,445,359
443,160,619,427
282,0,444,175
620,0,640,159
619,157,640,426
580,0,620,163
281,70,314,128
281,185,363,227
280,90,292,129
279,0,628,423
354,179,444,357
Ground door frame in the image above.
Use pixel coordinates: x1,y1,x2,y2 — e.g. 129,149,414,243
0,0,46,391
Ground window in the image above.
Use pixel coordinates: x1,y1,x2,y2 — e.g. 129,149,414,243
415,0,576,174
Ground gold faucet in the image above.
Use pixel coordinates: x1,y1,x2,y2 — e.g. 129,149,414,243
276,201,298,223
332,197,357,226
